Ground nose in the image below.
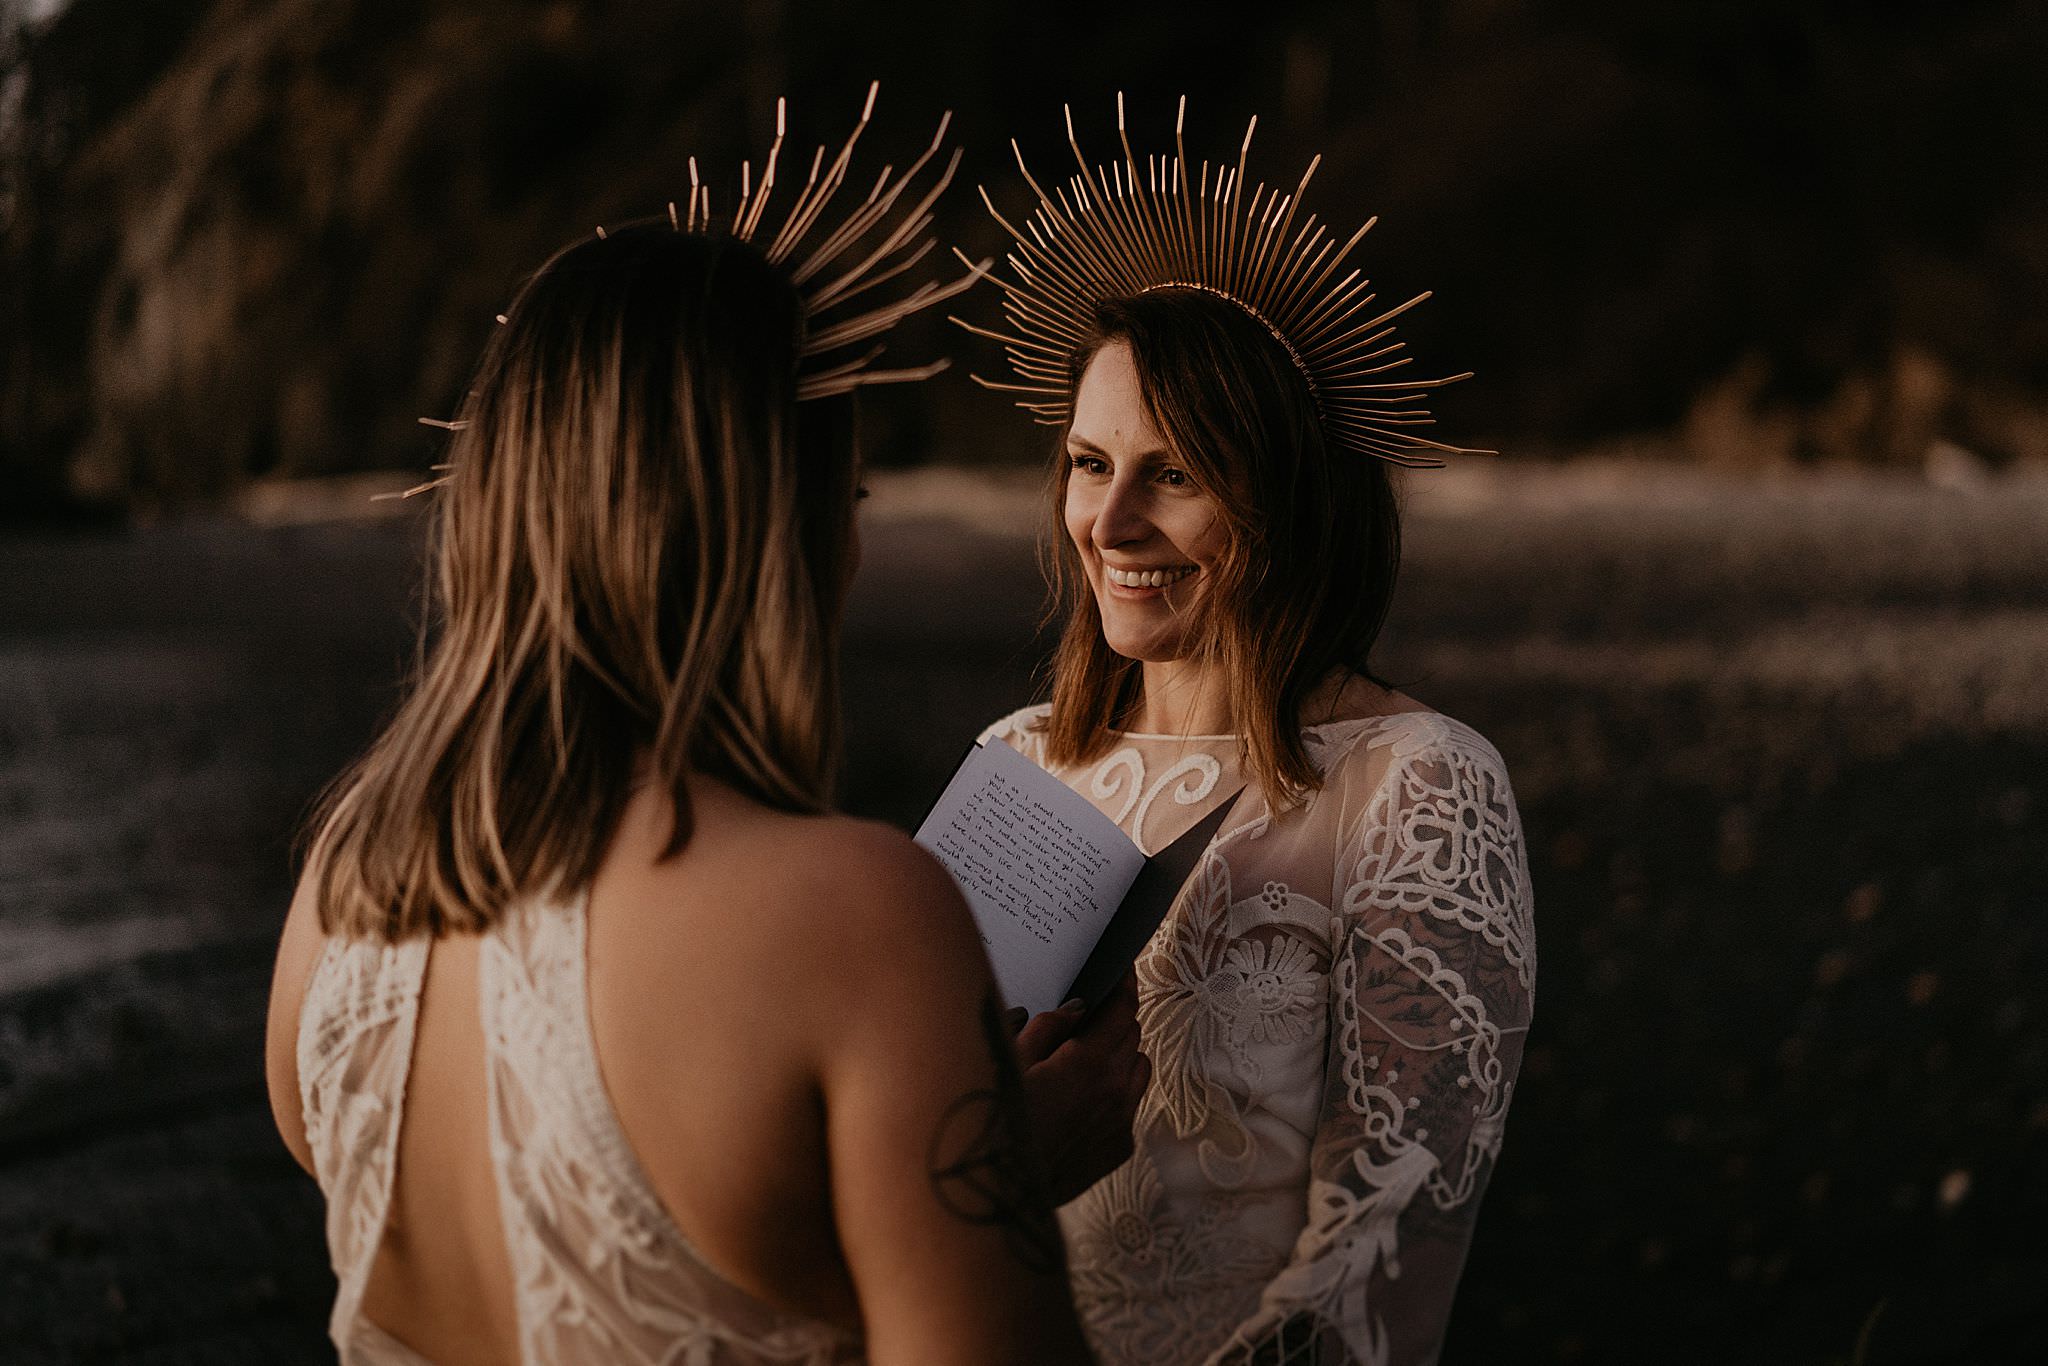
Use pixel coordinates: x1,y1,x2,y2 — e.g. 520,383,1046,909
1091,468,1153,552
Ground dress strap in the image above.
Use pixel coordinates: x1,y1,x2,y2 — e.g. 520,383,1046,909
295,931,432,1360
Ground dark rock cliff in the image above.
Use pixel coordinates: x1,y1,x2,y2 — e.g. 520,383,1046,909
4,0,2045,514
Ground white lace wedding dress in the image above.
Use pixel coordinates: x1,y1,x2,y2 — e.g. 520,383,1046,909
982,705,1536,1366
296,893,863,1365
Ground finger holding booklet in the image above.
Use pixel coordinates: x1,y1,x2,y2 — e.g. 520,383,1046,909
915,738,1240,1016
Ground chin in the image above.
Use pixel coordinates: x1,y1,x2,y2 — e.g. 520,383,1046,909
1098,618,1190,664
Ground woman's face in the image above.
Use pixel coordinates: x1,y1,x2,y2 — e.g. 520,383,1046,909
1063,342,1229,663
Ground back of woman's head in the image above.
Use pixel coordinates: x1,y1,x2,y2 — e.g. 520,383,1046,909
311,223,859,939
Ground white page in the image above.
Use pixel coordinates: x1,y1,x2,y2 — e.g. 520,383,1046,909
914,738,1147,1015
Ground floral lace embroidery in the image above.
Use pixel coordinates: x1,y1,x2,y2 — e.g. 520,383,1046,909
298,901,860,1365
1062,1146,1284,1363
1135,852,1237,1141
297,935,430,1355
988,705,1534,1366
1212,936,1322,1049
1341,716,1535,994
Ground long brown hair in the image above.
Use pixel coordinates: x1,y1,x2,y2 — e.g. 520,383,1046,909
1039,289,1403,806
307,223,859,939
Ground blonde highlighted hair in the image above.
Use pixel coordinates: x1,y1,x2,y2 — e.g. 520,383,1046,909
308,224,859,939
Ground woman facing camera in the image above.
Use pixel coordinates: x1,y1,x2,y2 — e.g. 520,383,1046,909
961,101,1537,1365
262,96,1108,1366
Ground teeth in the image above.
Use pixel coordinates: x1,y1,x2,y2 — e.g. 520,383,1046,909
1107,565,1196,589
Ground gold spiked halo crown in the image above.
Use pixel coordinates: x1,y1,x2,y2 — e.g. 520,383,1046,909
666,82,982,400
954,95,1488,469
406,87,980,498
406,83,979,494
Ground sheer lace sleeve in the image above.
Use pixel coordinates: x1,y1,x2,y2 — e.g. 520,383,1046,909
1205,720,1536,1365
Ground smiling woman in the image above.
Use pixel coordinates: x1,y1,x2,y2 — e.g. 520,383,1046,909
1045,291,1404,797
960,102,1536,1366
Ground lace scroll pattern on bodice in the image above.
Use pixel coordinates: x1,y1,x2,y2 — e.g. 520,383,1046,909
982,707,1536,1366
297,898,861,1365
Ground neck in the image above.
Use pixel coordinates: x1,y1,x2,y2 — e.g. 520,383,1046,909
1132,657,1232,736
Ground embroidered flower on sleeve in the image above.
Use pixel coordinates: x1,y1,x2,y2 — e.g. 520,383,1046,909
1138,855,1235,1137
1206,936,1322,1048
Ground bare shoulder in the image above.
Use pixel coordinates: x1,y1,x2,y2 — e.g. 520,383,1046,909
765,810,978,981
669,786,955,908
769,808,955,897
619,781,979,984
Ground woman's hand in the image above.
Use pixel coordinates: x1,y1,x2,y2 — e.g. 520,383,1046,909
1010,971,1151,1205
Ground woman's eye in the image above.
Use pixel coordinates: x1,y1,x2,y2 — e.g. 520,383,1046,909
1068,453,1108,476
1158,467,1190,487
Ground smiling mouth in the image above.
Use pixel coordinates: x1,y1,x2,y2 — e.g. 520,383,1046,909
1105,564,1197,589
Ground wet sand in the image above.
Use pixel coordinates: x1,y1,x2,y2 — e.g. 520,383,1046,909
2,462,2044,1363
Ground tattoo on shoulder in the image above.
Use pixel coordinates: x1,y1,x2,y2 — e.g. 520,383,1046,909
925,988,1064,1275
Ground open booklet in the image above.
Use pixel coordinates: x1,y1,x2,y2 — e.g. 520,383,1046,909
914,737,1239,1016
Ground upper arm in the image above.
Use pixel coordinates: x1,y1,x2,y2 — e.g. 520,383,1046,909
1316,730,1535,1358
1209,728,1535,1365
263,869,327,1178
806,826,1092,1366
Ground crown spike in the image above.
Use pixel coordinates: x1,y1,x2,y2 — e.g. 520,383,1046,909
738,99,788,239
1265,216,1329,317
1291,268,1366,339
981,187,1105,318
1314,325,1403,364
1022,145,1135,304
1273,217,1374,323
1225,116,1257,294
806,130,960,299
948,313,1066,356
1306,289,1431,351
1174,134,1197,283
765,145,829,261
1114,98,1171,279
1250,154,1320,306
1296,279,1381,345
1065,108,1148,287
766,83,878,270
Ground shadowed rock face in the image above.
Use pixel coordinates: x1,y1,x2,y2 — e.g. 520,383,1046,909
5,0,2048,513
2,0,763,511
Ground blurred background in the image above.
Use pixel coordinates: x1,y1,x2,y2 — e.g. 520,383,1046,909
1,0,2043,1362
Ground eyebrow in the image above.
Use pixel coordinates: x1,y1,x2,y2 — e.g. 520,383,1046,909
1066,434,1175,462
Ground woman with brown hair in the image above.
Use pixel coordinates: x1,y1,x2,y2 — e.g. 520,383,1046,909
261,95,1119,1365
961,101,1538,1365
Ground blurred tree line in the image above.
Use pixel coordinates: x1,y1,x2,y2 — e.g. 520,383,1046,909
2,0,2044,517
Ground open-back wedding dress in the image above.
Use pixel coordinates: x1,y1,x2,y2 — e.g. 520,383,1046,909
295,893,863,1364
